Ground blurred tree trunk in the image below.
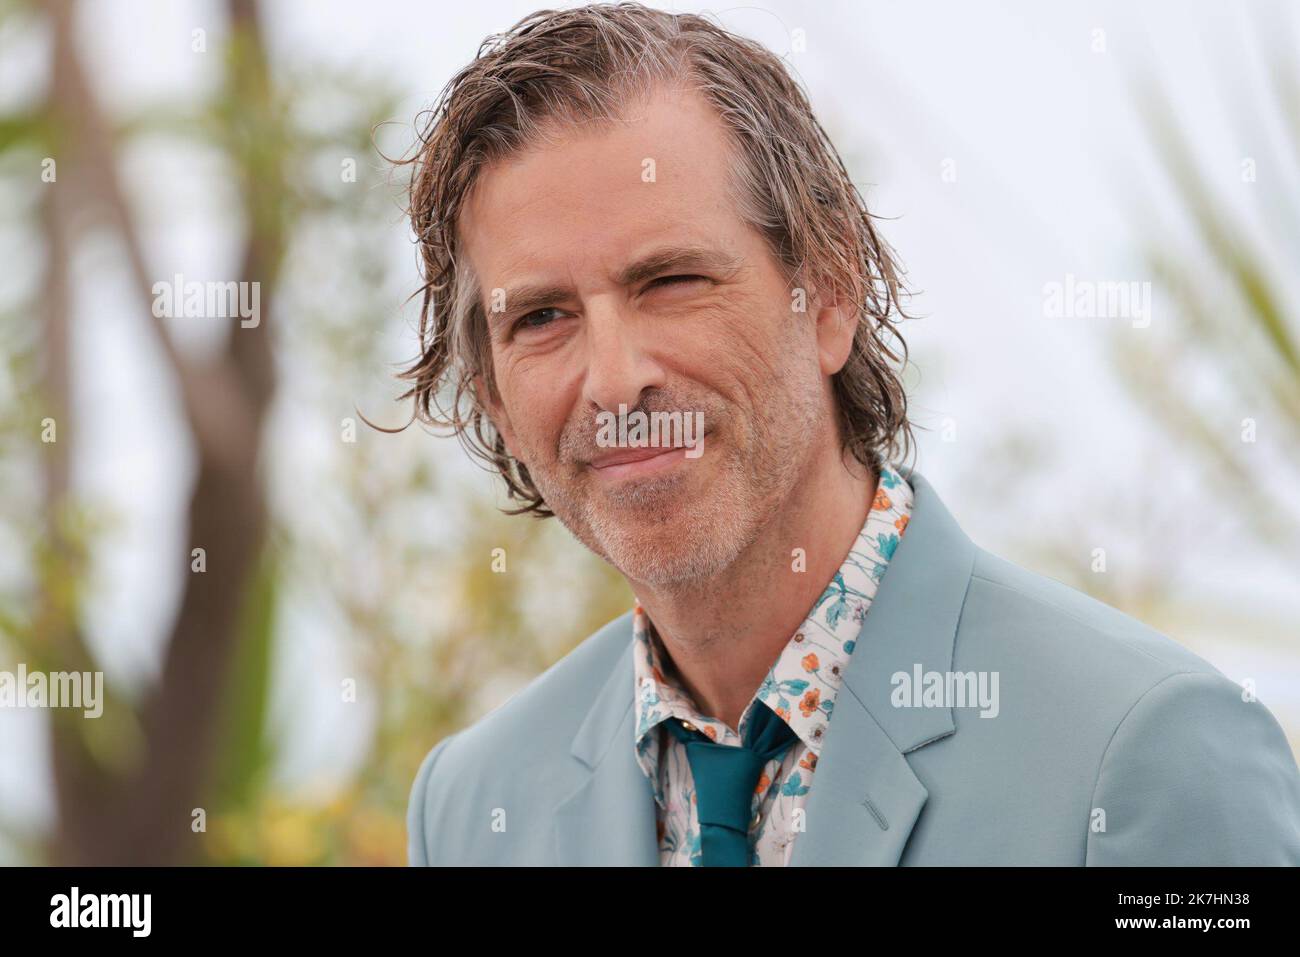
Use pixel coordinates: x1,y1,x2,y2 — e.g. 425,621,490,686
43,0,279,865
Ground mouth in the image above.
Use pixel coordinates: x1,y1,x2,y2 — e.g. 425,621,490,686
585,444,694,481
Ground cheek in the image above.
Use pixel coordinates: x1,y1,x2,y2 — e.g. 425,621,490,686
698,296,805,391
499,369,570,461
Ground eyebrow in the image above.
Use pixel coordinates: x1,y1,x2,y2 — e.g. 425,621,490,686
487,244,744,332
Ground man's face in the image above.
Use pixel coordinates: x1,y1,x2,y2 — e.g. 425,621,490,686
458,85,854,587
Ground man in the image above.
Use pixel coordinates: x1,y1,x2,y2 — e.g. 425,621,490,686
402,3,1300,865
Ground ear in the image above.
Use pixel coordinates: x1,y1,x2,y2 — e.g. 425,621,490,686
812,281,859,376
473,374,520,460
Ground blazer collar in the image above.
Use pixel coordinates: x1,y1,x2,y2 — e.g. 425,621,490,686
554,465,977,866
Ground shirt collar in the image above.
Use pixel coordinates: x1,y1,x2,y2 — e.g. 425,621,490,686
632,462,915,790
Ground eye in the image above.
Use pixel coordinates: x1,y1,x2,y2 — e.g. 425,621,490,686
649,274,707,290
514,307,563,332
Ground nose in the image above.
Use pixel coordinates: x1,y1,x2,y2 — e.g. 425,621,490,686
580,304,667,415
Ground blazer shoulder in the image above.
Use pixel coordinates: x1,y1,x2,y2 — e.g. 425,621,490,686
461,609,634,748
1086,669,1300,864
963,548,1300,863
967,547,1223,684
405,610,634,864
414,608,633,772
407,731,455,866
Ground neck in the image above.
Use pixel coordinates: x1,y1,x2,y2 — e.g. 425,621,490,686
631,444,878,733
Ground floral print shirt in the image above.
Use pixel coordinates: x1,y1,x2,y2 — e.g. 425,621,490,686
632,463,914,866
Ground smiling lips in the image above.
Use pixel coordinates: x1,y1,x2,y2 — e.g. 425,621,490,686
585,445,692,480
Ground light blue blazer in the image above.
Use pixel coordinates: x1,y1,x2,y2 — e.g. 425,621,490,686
408,466,1300,865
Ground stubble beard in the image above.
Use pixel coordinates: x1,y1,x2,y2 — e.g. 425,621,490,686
531,381,823,590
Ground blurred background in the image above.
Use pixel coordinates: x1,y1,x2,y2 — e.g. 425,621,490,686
0,0,1296,865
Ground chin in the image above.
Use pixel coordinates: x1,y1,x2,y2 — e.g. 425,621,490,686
605,541,733,588
588,497,753,588
544,453,760,585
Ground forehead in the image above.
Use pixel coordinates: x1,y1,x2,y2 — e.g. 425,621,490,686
457,85,747,283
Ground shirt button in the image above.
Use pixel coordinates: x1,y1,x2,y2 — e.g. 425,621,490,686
681,720,697,732
750,809,761,830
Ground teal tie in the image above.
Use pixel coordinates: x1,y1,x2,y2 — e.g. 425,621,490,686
663,701,801,866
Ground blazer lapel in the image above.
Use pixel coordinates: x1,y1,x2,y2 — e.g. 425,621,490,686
790,466,977,866
553,634,660,865
787,682,931,865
